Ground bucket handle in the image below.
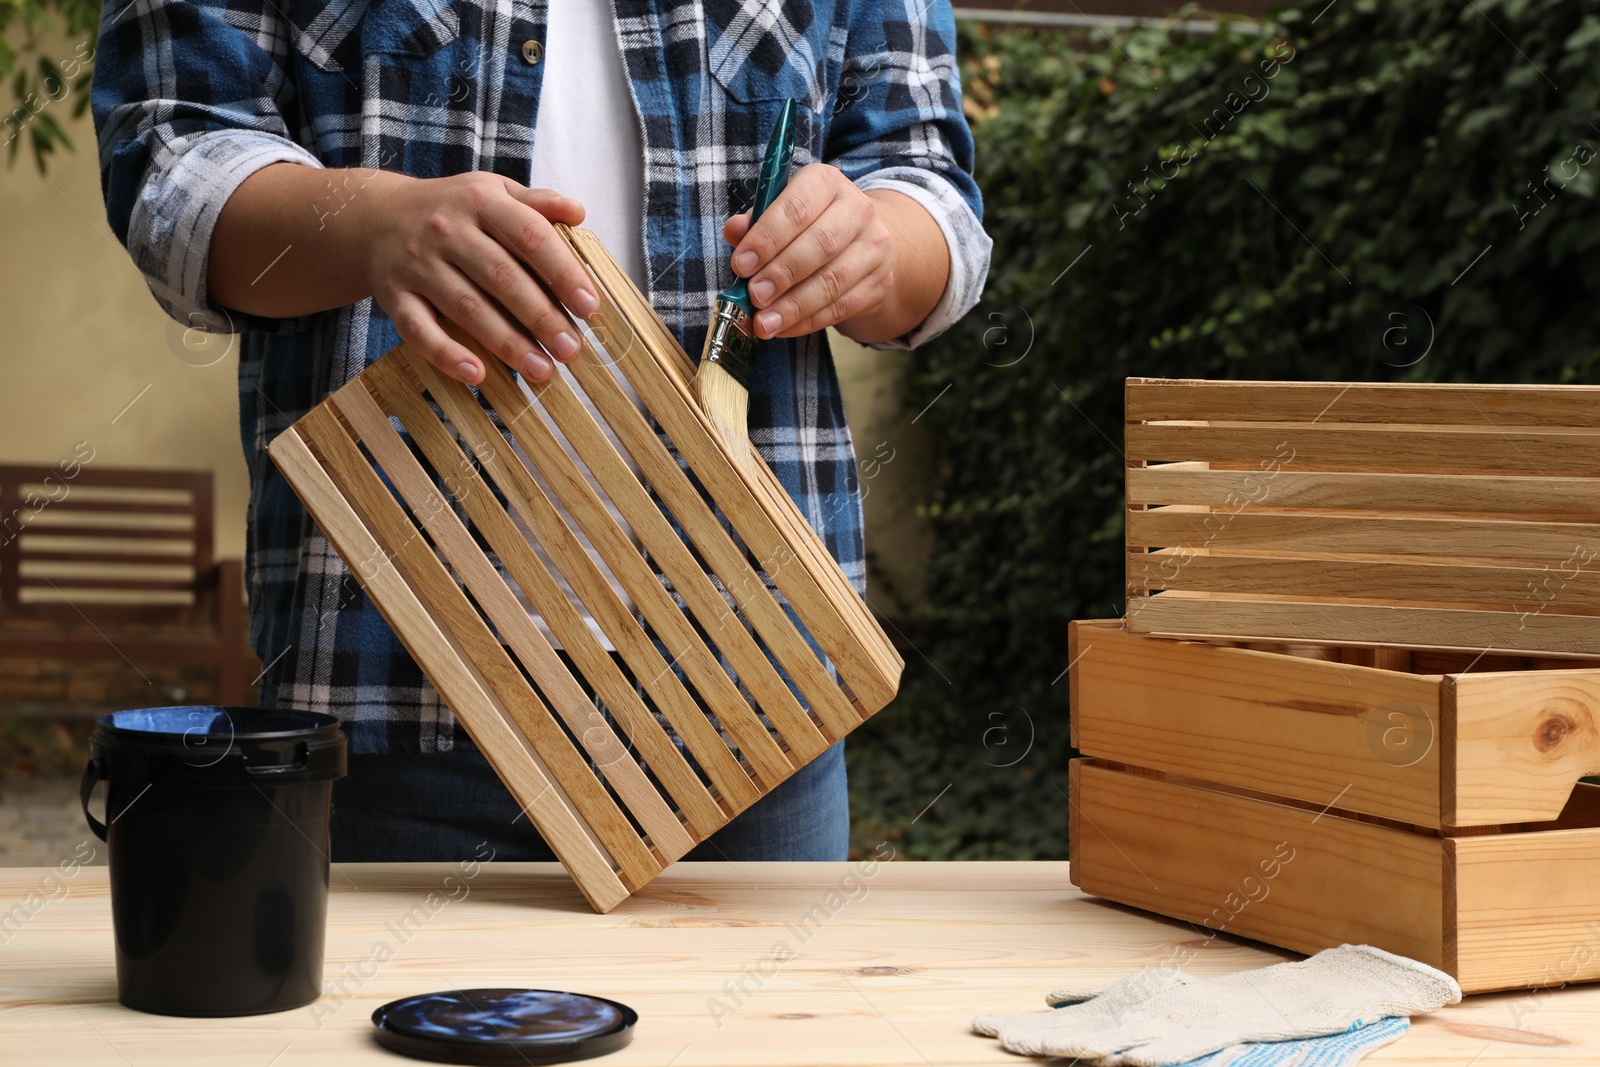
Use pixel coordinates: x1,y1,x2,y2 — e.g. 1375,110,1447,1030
80,757,108,842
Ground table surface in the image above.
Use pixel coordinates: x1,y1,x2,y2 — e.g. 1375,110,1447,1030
1,860,1593,1066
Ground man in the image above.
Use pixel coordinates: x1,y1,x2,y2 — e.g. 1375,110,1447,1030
93,0,989,862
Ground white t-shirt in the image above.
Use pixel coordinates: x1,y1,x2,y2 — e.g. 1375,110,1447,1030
517,1,648,650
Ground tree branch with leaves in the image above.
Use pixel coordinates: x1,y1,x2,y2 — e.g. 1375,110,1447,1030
2,0,100,171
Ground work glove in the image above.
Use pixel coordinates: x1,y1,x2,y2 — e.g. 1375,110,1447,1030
971,944,1459,1065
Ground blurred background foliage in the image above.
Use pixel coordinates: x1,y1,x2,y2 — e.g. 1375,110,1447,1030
1,0,97,169
847,0,1600,860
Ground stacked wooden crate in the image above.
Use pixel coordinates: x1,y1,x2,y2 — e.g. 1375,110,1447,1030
1069,379,1600,993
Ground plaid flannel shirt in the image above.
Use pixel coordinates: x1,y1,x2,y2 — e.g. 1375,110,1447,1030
93,0,988,753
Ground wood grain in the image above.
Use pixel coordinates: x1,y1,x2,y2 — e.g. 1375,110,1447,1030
1447,670,1600,826
1069,621,1443,825
446,355,796,789
1128,464,1600,518
562,226,891,674
1127,508,1600,563
1126,378,1600,427
1132,552,1600,606
1070,759,1447,969
1127,596,1600,658
297,406,662,887
331,380,696,859
1450,818,1600,993
548,316,863,740
267,428,630,911
365,355,760,817
562,226,900,704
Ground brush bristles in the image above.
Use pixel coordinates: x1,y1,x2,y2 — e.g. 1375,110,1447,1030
696,360,757,475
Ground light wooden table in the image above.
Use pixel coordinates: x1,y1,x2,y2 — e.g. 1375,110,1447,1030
1,861,1593,1065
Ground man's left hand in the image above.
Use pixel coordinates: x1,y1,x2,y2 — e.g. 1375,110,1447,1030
723,163,946,345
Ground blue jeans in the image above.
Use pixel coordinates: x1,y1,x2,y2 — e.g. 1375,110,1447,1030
330,740,850,863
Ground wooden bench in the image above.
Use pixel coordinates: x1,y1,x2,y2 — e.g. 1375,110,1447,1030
0,463,248,707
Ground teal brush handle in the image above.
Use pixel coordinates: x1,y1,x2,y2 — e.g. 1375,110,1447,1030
720,99,798,313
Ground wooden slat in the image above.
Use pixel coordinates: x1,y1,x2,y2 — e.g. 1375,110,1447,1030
1127,508,1600,563
298,406,662,888
17,498,194,516
1069,759,1446,969
470,356,823,768
1127,464,1600,518
1127,596,1600,658
1451,816,1600,992
267,426,630,912
1127,422,1600,476
367,357,762,813
0,464,208,492
546,323,864,740
1132,552,1600,607
1068,621,1443,825
331,381,696,859
563,226,899,709
16,575,195,592
11,524,193,542
1126,378,1600,427
17,549,193,566
1446,670,1600,826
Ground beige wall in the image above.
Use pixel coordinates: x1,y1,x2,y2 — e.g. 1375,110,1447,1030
2,95,928,605
1,86,251,560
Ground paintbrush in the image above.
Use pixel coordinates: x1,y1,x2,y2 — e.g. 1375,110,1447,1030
695,99,798,474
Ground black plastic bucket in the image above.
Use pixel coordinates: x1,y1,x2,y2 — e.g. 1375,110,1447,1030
80,706,347,1016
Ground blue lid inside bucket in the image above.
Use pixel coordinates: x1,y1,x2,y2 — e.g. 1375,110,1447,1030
101,707,338,738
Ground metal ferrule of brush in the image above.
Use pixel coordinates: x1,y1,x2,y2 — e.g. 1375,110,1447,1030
700,298,758,385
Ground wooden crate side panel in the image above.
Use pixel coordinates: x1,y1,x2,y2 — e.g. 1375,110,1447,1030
1127,423,1600,477
1133,552,1600,608
1447,671,1600,826
1125,379,1600,427
1128,465,1600,518
1450,819,1600,993
1127,509,1600,565
1070,761,1446,968
1070,624,1443,825
1127,597,1600,659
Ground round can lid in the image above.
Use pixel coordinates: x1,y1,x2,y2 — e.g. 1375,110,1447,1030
371,989,637,1065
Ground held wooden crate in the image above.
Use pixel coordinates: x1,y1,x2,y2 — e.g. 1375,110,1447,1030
1067,620,1600,993
268,226,901,912
1125,378,1600,658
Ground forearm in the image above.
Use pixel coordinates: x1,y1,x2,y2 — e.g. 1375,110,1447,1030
209,163,595,386
208,162,400,317
835,189,949,346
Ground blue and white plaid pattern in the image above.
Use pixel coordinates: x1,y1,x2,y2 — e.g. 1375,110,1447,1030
92,0,985,753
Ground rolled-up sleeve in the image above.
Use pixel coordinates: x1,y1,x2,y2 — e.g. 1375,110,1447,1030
92,0,323,333
826,0,992,350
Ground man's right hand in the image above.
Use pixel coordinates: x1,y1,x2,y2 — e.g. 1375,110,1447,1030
209,165,598,384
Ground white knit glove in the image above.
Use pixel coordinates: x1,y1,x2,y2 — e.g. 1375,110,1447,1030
971,945,1460,1065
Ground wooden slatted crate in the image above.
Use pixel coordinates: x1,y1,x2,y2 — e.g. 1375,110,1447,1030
1068,621,1600,993
1125,378,1600,657
1077,375,1600,992
268,226,901,912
